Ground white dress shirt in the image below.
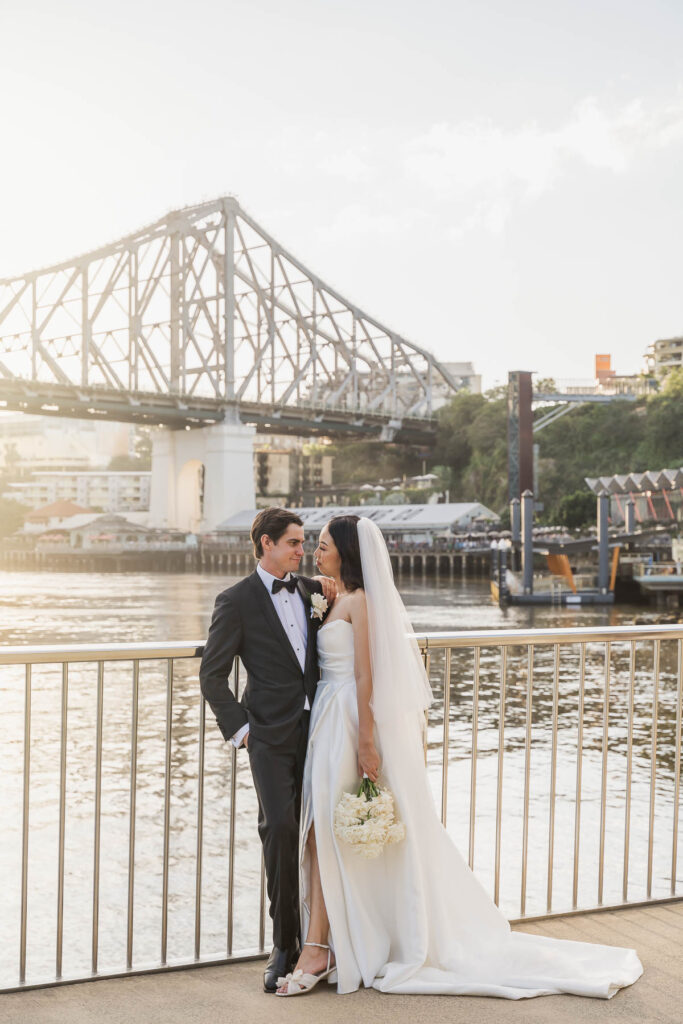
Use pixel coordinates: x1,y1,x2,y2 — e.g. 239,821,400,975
231,563,311,747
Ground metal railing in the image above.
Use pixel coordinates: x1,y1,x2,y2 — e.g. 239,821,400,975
1,623,682,993
416,625,683,918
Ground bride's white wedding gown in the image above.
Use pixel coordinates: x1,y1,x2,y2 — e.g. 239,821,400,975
300,618,643,999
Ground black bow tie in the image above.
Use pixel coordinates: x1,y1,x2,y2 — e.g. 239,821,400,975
271,575,298,595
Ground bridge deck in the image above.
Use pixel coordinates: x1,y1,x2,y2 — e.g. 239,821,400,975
3,903,681,1024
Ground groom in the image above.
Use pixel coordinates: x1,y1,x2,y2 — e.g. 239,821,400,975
199,507,333,992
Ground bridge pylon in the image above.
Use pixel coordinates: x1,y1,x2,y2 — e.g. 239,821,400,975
148,419,255,533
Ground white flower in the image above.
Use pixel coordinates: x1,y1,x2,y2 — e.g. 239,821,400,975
333,781,406,859
310,593,328,620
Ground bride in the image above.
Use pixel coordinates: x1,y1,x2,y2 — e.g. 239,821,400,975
276,514,643,999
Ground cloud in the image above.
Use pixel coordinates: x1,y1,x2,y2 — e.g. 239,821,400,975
323,202,428,241
316,148,375,183
403,96,683,234
274,129,375,183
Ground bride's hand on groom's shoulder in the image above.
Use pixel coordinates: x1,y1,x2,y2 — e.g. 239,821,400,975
312,575,337,604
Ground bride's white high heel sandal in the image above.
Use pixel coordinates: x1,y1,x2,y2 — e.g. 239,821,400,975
275,941,337,996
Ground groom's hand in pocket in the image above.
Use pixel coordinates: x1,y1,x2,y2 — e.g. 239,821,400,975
243,732,249,750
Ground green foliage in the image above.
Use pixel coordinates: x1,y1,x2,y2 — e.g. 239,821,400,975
325,441,422,486
435,392,508,510
328,374,682,520
434,393,487,476
556,491,596,530
636,368,683,466
534,400,643,519
0,497,28,538
535,381,683,519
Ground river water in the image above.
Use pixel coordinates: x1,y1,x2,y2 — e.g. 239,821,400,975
1,570,680,987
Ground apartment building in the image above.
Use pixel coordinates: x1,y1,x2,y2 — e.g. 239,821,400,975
7,471,151,513
646,337,683,379
255,447,333,505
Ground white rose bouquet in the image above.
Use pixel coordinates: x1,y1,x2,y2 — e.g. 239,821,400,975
333,777,405,859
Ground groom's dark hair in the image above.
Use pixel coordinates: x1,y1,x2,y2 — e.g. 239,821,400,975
251,507,304,559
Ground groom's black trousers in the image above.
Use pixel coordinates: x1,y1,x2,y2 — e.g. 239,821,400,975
247,711,310,951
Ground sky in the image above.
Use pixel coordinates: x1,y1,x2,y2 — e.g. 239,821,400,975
2,0,683,389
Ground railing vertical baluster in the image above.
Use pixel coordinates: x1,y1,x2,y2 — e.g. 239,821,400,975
422,650,431,764
19,663,31,985
161,659,174,965
469,646,480,870
56,662,68,978
520,645,533,916
647,639,660,899
547,644,560,913
623,640,636,902
572,644,586,909
127,660,139,970
259,852,266,952
494,645,507,907
195,694,206,960
92,661,104,973
598,642,611,905
227,660,239,956
441,648,452,827
672,639,683,896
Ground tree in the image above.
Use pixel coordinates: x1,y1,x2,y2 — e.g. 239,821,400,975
0,497,28,538
635,368,683,467
327,441,422,486
534,399,643,521
434,393,487,477
556,491,596,530
434,392,508,510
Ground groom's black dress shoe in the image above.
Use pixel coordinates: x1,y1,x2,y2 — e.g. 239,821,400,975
263,945,299,993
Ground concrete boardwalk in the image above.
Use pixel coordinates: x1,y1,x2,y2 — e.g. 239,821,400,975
3,903,683,1024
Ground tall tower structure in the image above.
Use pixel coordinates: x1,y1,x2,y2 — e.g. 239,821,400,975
507,371,534,502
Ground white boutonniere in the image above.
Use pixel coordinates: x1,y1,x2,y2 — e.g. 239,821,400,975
310,593,328,621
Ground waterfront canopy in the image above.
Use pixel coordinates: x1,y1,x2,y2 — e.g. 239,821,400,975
213,503,500,540
585,466,683,524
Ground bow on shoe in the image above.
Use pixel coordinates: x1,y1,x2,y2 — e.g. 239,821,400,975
277,968,304,992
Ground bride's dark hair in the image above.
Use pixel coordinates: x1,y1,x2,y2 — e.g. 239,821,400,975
327,514,364,592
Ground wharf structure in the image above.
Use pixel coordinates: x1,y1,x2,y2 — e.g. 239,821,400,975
0,513,194,571
0,502,501,576
494,491,680,608
204,502,501,579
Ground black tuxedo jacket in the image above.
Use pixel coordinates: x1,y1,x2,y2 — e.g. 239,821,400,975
199,571,324,746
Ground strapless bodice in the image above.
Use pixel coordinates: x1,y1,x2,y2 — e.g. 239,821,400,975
317,619,355,686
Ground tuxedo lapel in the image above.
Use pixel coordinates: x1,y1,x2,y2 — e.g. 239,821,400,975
249,572,302,674
296,578,315,673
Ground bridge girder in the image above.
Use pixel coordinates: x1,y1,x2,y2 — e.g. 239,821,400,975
0,197,457,440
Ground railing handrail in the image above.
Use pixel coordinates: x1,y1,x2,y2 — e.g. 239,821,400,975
0,641,205,665
415,624,683,647
1,624,682,666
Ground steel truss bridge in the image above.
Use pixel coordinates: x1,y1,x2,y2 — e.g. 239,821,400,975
0,198,459,444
